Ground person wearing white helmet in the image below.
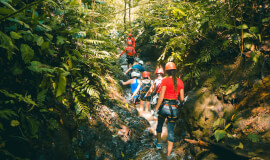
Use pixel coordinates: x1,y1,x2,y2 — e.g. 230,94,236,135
120,71,141,106
125,59,145,78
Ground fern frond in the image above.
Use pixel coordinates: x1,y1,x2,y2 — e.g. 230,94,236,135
37,89,47,107
0,90,37,107
0,109,17,120
83,39,105,45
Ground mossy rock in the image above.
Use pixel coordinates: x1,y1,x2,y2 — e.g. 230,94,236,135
262,130,270,143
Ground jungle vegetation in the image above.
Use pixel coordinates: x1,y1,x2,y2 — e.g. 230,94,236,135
0,0,269,159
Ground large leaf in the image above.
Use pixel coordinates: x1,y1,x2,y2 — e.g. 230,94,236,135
0,7,13,15
237,24,248,29
28,61,55,73
56,73,66,97
214,130,226,142
0,30,17,51
0,0,16,11
36,36,44,46
10,31,22,39
57,36,67,45
20,44,34,63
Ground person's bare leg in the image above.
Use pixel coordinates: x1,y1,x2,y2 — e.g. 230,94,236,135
139,100,144,111
145,101,150,112
157,133,161,143
167,141,174,156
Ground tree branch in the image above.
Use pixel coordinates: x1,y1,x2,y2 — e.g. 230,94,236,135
0,0,45,23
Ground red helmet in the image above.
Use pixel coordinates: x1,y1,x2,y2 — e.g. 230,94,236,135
165,62,176,71
155,67,164,74
128,33,132,37
127,41,132,46
142,71,149,78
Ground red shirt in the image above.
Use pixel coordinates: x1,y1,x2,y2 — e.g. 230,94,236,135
161,77,184,100
127,37,135,48
154,77,163,93
120,46,137,57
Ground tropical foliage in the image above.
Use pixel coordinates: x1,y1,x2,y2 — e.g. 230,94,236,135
0,0,121,159
135,0,269,89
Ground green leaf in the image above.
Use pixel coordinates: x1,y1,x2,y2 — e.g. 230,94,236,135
10,120,20,127
0,1,16,11
214,130,226,142
247,134,260,142
225,84,239,95
37,89,47,106
41,41,49,50
56,73,66,97
36,36,44,46
213,118,226,129
28,61,55,73
0,30,17,51
234,142,244,150
20,44,34,63
224,123,231,131
237,24,248,29
10,31,22,39
0,7,13,15
57,36,67,45
249,27,259,34
243,32,252,39
45,33,53,40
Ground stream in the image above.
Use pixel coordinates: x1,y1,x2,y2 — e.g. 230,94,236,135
117,56,193,160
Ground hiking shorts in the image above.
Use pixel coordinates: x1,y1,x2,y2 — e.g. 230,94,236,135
127,56,134,65
140,95,151,101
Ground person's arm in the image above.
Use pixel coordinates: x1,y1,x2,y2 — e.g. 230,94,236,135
132,81,141,98
125,68,132,75
155,86,166,111
122,79,133,85
179,89,184,102
119,49,126,58
133,49,137,57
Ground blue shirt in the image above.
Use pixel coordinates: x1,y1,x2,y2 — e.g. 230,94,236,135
132,64,145,72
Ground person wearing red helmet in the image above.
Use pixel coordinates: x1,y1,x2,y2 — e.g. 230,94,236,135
132,71,154,111
143,67,165,116
127,33,135,48
154,62,184,158
119,42,137,68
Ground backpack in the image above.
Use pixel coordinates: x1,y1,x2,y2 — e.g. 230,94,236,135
141,80,152,97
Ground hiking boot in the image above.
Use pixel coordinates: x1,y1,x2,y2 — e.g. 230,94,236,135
154,139,161,150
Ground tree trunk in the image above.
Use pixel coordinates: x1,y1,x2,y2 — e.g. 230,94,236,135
129,0,131,28
124,0,127,31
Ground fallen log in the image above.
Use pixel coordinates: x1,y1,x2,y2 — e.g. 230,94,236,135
184,139,251,160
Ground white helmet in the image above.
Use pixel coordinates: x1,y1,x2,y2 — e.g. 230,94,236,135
131,72,137,78
136,72,141,78
138,60,143,65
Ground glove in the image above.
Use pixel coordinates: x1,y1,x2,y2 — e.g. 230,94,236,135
120,80,124,84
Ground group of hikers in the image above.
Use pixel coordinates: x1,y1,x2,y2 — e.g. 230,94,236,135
118,33,185,158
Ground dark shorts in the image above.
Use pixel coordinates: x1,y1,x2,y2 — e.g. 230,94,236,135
140,95,151,101
127,56,134,64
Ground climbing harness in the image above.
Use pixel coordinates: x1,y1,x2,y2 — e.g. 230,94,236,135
160,100,178,123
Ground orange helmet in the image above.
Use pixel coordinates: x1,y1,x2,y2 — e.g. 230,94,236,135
155,67,164,74
142,71,149,78
165,62,176,71
127,41,132,46
128,33,132,37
